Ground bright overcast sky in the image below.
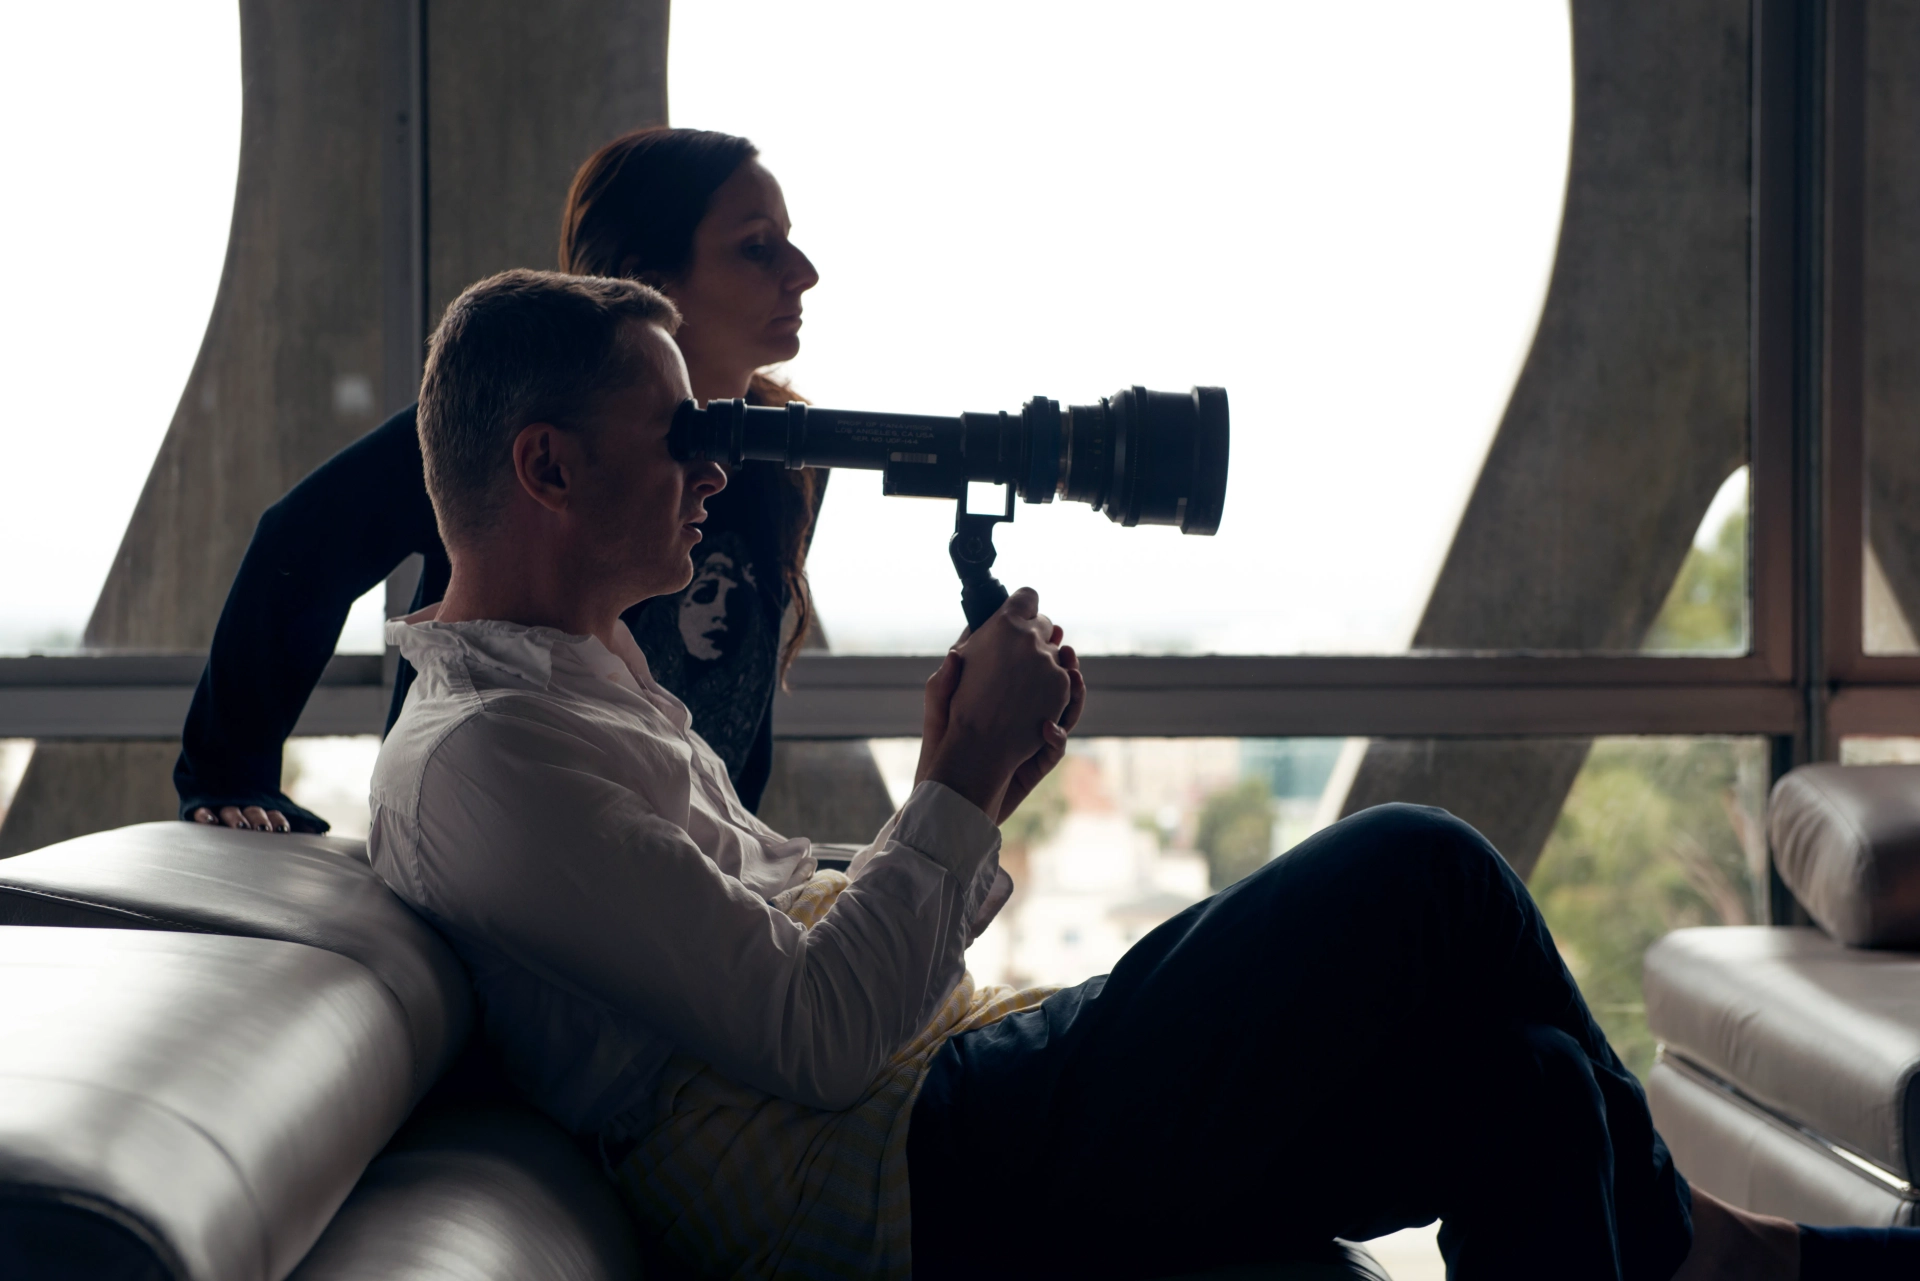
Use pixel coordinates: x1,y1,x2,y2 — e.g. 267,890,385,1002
0,2,240,648
0,2,1573,655
673,1,1573,652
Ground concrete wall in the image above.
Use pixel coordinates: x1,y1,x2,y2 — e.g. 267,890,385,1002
423,0,669,329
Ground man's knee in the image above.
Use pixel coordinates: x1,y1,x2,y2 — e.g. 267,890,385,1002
1320,802,1509,885
1505,1023,1607,1145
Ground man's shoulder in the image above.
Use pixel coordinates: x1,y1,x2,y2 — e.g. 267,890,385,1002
374,683,605,813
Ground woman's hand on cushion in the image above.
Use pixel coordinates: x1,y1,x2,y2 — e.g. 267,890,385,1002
192,805,291,833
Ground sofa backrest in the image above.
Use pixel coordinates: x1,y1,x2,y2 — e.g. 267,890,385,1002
0,821,472,1099
0,925,421,1281
1771,764,1920,948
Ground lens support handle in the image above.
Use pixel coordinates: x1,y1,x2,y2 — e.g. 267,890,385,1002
951,483,1017,633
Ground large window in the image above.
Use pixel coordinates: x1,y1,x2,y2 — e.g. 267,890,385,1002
1,6,1916,1276
4,0,1912,895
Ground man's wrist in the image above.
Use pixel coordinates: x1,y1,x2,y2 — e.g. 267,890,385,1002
924,730,1012,821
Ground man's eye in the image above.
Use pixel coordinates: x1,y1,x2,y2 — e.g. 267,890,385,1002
741,242,772,263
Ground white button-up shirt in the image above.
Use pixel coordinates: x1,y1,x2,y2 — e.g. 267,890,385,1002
368,611,1007,1131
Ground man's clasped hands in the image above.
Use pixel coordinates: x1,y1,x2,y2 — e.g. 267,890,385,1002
915,587,1086,826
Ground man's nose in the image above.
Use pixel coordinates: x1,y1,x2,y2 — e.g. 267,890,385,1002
691,459,727,494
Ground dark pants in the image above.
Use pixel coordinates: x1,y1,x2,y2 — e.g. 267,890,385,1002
907,804,1694,1281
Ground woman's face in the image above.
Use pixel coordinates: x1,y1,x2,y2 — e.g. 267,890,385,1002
667,160,820,400
677,550,751,662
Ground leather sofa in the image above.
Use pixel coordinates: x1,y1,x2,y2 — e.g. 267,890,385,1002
0,820,1390,1280
1645,764,1920,1226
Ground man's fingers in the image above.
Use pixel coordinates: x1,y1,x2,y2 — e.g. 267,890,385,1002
924,650,963,706
218,806,247,830
1004,586,1040,619
1060,666,1088,733
241,805,274,832
192,807,216,825
266,809,291,834
920,650,963,750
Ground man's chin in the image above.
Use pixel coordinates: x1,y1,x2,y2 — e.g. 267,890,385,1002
666,555,697,596
616,560,696,612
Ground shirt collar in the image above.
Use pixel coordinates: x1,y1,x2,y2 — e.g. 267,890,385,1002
388,605,662,704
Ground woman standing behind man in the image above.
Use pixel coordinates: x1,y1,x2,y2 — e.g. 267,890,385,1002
175,128,825,832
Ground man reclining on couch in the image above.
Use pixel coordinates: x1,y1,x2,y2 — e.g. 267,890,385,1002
368,267,1905,1281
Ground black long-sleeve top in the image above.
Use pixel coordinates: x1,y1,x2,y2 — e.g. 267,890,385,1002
175,404,806,832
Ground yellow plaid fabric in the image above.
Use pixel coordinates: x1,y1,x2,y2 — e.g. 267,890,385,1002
603,870,1054,1280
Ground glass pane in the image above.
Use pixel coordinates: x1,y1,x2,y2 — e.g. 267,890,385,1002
874,732,1767,1088
1526,736,1769,1078
0,740,31,829
673,3,1753,658
1863,5,1920,654
0,5,240,653
1840,736,1920,765
673,3,1578,655
1641,468,1749,654
282,736,383,838
336,584,391,655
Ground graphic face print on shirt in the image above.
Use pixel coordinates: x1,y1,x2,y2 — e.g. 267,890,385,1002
678,551,756,662
626,529,779,780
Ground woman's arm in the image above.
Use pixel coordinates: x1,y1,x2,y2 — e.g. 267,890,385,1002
175,406,444,832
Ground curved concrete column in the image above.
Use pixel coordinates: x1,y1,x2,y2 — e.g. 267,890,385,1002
422,0,669,325
1341,0,1752,877
2,0,669,856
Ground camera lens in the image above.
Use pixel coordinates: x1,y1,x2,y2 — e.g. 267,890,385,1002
1056,386,1229,534
671,383,1228,535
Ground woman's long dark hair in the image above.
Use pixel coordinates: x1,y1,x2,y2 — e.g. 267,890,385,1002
560,127,821,678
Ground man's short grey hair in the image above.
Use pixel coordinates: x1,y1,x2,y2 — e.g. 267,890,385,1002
417,268,681,544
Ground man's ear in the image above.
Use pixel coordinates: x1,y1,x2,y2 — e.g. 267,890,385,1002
511,422,574,515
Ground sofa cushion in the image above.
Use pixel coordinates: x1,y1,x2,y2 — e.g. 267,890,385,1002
0,927,417,1281
1771,764,1920,948
0,821,470,1099
287,1100,640,1280
286,1091,1395,1281
1647,1054,1918,1227
1645,925,1920,1180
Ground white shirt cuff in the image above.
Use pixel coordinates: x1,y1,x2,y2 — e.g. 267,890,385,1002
893,779,1001,880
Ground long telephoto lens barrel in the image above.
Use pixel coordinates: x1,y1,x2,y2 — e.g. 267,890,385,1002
668,385,1229,535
